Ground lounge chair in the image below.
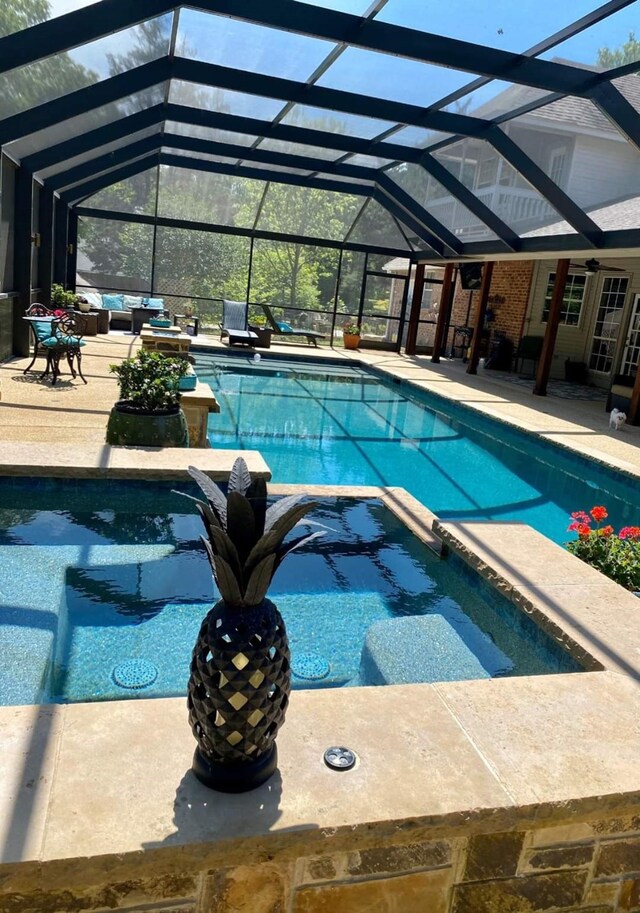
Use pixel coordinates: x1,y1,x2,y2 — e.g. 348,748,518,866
220,300,258,347
261,304,325,347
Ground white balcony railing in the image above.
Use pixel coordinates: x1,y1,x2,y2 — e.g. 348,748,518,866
429,185,557,239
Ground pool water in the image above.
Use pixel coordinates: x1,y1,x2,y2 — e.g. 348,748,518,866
0,480,579,706
199,353,640,544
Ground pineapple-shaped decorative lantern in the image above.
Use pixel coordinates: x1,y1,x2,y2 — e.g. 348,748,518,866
179,461,321,792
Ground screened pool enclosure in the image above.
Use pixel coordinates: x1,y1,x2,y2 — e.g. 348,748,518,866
2,0,640,353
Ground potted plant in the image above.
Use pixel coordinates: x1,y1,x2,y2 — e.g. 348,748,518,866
106,349,190,447
51,283,79,310
342,321,361,350
176,460,322,792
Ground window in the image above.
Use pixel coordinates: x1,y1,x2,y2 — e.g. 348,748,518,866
589,276,628,373
542,272,586,326
476,158,498,189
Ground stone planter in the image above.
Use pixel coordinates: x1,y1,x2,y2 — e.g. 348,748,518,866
105,401,189,447
343,333,361,350
188,597,291,792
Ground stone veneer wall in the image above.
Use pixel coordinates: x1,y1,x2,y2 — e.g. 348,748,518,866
449,260,535,348
8,806,640,912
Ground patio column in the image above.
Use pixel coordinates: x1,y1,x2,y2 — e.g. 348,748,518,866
65,209,78,291
533,258,570,397
53,199,68,287
431,263,455,363
404,262,425,356
38,188,54,306
466,261,494,375
12,167,33,357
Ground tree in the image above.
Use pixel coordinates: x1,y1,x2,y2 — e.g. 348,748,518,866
597,32,640,69
0,0,97,120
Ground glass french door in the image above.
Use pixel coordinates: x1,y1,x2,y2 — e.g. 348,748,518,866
621,293,640,378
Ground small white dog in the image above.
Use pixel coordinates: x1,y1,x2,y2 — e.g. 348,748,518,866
609,408,627,431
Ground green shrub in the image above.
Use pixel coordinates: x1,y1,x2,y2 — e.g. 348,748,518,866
109,349,189,413
51,283,78,309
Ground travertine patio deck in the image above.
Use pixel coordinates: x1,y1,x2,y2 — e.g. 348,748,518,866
2,330,638,483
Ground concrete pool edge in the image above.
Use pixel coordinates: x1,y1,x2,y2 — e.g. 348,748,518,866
1,483,639,913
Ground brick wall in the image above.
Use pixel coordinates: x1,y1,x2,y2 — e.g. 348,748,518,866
9,807,640,912
449,260,535,350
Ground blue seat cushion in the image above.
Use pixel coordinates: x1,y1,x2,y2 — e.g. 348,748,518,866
102,293,125,311
143,297,165,308
42,336,86,348
276,321,293,332
33,320,53,341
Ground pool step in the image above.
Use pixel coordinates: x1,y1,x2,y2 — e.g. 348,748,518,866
358,614,513,686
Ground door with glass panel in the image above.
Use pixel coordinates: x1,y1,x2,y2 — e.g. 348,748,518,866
588,276,629,375
621,293,640,378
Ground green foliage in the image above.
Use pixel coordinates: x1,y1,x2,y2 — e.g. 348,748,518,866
109,349,189,412
0,0,97,120
567,534,640,591
566,508,640,591
597,32,640,69
177,461,323,607
342,322,361,335
51,284,78,308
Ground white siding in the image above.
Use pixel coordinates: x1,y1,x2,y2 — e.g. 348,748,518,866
522,258,640,384
568,136,640,212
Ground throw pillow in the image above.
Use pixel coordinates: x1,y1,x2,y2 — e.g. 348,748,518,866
123,294,144,311
143,297,165,309
102,293,125,311
82,291,102,308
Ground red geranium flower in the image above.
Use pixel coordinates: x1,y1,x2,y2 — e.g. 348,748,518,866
599,525,614,537
571,511,591,525
619,526,640,540
590,506,608,522
577,523,591,538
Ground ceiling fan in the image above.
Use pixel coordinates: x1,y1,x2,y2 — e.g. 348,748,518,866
569,258,624,274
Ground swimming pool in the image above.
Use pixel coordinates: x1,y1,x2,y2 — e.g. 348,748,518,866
0,478,579,706
199,353,640,544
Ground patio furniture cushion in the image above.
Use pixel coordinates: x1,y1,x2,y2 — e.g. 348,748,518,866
143,297,165,308
123,294,144,310
42,335,86,347
276,321,293,332
33,320,53,341
102,293,125,311
82,291,103,308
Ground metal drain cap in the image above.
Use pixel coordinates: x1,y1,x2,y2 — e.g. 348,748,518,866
292,652,330,681
112,659,158,690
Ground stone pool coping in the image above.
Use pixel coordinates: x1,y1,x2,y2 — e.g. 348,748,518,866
0,442,271,480
1,482,639,892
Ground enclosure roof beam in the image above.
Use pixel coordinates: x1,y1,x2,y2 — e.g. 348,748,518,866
23,103,437,176
486,127,604,247
590,82,640,155
0,0,619,98
0,59,171,146
60,154,160,204
377,174,463,256
73,205,412,258
171,58,493,137
22,106,166,173
48,136,165,192
418,155,521,251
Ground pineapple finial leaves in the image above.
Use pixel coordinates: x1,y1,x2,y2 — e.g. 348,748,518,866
187,466,227,527
228,457,252,496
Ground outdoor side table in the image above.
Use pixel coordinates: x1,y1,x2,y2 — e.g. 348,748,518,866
91,308,110,334
140,327,192,355
72,310,98,336
248,326,272,348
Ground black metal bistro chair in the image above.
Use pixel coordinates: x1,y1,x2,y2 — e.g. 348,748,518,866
41,312,88,385
23,303,56,374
